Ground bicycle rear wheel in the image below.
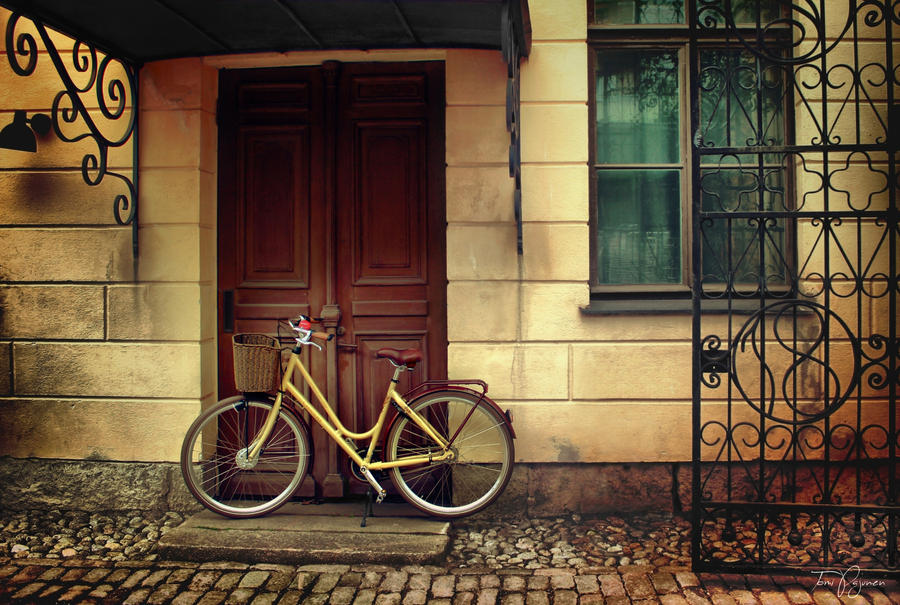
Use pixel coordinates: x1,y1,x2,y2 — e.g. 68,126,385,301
385,390,514,518
180,395,311,518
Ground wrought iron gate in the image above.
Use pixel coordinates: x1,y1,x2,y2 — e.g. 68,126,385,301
691,0,898,576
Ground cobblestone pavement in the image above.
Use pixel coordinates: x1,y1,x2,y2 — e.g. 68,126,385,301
2,510,899,604
2,557,899,605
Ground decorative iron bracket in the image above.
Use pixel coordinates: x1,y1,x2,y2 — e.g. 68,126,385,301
4,11,139,263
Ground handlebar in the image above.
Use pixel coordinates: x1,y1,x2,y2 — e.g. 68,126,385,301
287,314,334,350
309,331,333,343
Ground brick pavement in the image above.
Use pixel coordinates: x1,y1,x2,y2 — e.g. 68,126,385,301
1,558,898,605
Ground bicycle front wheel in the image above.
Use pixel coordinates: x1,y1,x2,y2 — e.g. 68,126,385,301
385,390,514,518
180,396,311,518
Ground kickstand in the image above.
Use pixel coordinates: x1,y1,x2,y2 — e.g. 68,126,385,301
361,488,374,527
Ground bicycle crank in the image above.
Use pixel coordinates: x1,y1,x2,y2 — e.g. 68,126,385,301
358,467,387,503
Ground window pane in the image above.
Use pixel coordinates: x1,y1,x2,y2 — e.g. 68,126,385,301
700,165,789,289
699,50,785,152
595,49,680,164
593,0,684,24
596,169,682,284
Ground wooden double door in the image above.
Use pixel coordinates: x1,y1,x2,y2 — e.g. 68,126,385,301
217,62,447,497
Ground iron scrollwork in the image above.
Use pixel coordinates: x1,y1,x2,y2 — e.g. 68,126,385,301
692,0,898,577
4,11,139,259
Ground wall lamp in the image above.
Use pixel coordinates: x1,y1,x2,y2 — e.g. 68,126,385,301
0,110,52,152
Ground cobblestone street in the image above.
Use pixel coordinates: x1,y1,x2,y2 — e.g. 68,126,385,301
2,556,899,605
2,510,898,604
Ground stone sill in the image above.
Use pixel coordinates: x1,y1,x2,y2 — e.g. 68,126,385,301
581,297,765,315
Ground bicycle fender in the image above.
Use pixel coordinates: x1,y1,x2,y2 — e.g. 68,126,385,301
380,386,516,453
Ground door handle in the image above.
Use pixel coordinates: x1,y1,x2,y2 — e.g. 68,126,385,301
337,343,358,351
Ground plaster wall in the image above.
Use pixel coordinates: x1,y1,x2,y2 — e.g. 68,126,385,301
445,0,695,464
0,0,892,506
0,8,217,462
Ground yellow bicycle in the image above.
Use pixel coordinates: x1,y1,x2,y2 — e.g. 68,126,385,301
180,315,515,519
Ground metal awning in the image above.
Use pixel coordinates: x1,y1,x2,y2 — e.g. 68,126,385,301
0,0,530,65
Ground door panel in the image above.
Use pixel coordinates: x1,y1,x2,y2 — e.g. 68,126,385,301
353,123,426,284
218,61,446,498
335,64,447,478
239,129,310,285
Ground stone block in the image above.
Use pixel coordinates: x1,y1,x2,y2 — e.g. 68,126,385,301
201,342,218,400
793,42,891,103
524,462,684,516
137,224,201,282
107,283,203,341
0,342,9,395
139,108,204,169
448,344,568,400
522,223,589,281
446,49,506,106
446,106,509,165
527,0,587,41
139,168,204,224
0,285,104,339
13,342,202,398
521,43,588,103
0,457,201,513
793,100,887,148
447,224,519,280
793,155,890,213
141,57,207,111
797,218,889,278
0,397,200,461
521,165,589,222
505,402,692,463
521,104,589,164
199,109,218,174
520,283,590,340
0,172,122,225
199,222,216,283
447,166,516,223
572,343,692,400
0,228,132,282
522,282,696,342
447,281,519,342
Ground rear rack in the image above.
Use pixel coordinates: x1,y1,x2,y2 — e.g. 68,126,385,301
402,379,488,401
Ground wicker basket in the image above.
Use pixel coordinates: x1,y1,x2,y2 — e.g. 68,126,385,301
232,333,280,393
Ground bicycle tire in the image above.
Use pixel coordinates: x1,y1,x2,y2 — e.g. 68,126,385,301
180,395,311,518
385,390,514,518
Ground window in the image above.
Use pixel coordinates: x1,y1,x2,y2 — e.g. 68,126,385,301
589,0,788,297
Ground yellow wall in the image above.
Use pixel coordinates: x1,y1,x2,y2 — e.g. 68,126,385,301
446,0,693,463
0,0,892,474
0,9,215,461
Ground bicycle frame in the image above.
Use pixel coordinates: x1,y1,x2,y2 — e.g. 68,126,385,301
246,346,454,476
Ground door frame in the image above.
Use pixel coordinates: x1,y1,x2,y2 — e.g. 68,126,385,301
214,59,448,497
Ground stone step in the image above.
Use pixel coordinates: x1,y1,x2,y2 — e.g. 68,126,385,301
157,500,451,565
